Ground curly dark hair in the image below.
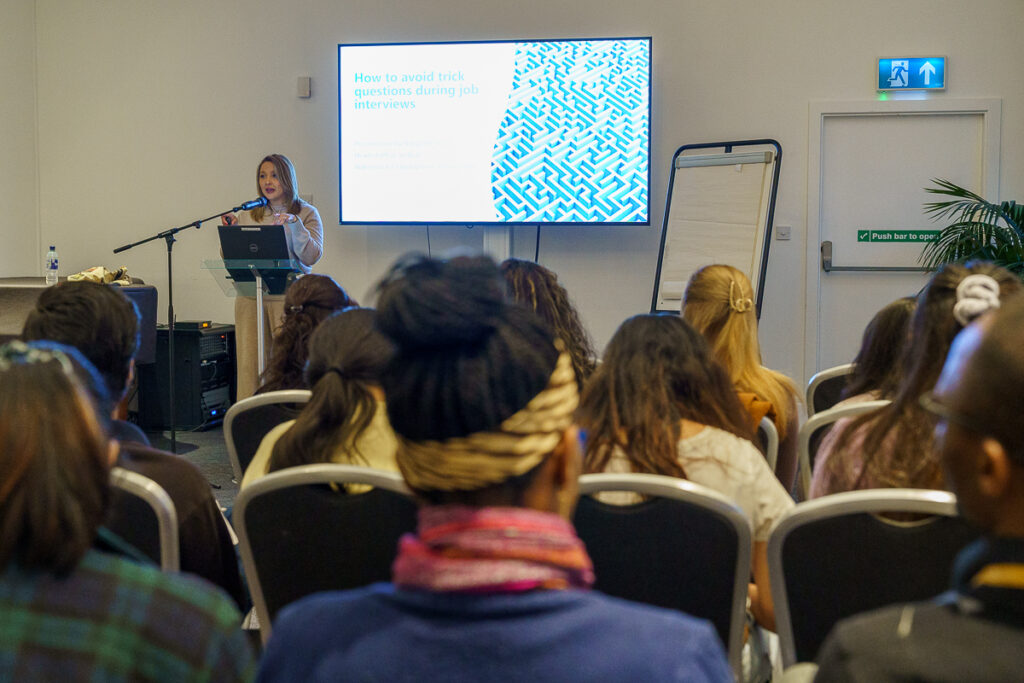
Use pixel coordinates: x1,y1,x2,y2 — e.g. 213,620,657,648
500,259,596,389
257,274,357,394
578,314,755,479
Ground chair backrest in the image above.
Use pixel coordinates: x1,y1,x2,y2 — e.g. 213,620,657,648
108,467,180,571
757,416,779,473
224,389,312,482
574,473,752,678
805,363,854,415
234,464,417,643
796,399,890,499
768,488,978,666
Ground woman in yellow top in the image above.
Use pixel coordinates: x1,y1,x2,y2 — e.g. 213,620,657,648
683,264,801,490
241,308,397,490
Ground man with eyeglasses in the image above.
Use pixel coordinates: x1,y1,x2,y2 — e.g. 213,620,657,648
815,298,1024,681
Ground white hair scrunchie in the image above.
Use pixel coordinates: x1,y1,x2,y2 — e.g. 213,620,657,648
953,274,1001,326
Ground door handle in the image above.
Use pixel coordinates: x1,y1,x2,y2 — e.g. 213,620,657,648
820,241,934,273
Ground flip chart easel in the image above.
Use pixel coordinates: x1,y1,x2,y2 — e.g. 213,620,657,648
651,139,782,318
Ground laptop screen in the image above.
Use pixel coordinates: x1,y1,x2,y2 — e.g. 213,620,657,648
217,225,291,262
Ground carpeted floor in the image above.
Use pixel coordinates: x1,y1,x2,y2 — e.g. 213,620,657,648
144,425,239,511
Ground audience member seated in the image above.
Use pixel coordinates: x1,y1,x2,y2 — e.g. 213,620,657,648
577,313,793,632
501,258,597,389
257,273,356,394
814,297,1024,681
257,254,732,682
683,264,801,490
811,262,1022,498
834,296,916,409
21,281,246,608
0,341,254,681
242,307,398,489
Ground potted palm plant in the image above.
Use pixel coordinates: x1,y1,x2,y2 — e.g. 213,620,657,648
920,178,1024,276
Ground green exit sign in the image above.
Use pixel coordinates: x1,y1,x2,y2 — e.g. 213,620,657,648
857,230,939,243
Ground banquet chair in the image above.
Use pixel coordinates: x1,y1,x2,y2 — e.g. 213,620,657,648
574,472,752,678
108,466,180,571
234,464,417,643
768,488,977,666
797,399,890,499
805,363,854,415
224,389,311,482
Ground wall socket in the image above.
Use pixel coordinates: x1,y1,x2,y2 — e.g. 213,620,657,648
776,224,792,240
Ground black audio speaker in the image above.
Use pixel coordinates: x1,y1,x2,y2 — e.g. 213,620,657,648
138,324,236,430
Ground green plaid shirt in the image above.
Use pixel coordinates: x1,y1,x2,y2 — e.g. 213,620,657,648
0,549,255,682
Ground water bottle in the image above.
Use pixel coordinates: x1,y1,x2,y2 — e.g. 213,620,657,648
45,245,59,286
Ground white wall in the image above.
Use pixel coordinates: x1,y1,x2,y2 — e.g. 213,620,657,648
27,0,1024,385
0,0,38,275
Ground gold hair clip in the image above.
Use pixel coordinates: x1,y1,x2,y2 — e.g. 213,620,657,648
728,281,753,313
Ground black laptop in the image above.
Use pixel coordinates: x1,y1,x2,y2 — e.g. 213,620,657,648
217,225,297,295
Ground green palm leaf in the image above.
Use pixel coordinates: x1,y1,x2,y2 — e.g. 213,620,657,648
920,179,1024,277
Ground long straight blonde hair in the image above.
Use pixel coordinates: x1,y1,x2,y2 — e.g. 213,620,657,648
682,264,798,438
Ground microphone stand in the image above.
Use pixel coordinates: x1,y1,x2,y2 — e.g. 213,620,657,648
114,202,255,453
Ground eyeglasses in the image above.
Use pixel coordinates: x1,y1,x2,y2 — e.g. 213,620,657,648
918,392,992,436
0,340,74,375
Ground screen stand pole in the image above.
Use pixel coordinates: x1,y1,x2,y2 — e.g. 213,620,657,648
250,266,267,378
482,226,511,262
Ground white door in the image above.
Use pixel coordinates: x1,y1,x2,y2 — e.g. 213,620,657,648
805,99,1001,379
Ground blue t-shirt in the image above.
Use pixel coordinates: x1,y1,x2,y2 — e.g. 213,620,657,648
258,583,731,682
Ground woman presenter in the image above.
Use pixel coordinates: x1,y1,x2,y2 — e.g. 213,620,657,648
222,154,323,398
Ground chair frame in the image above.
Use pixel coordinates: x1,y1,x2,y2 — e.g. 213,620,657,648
577,472,752,678
234,464,413,643
805,363,854,416
109,466,180,571
767,488,959,666
797,399,890,499
758,416,779,473
223,389,312,482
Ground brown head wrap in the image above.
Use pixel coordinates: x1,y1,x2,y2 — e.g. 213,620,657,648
396,347,578,491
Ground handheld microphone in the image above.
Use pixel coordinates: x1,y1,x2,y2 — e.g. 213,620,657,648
237,197,268,211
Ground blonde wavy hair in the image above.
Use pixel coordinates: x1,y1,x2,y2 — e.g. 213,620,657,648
682,264,798,439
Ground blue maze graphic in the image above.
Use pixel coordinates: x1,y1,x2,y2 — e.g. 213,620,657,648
490,40,649,223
